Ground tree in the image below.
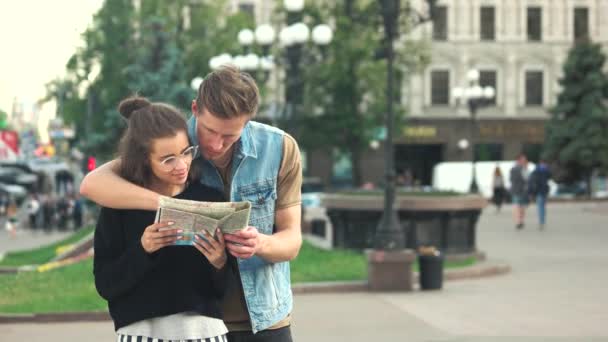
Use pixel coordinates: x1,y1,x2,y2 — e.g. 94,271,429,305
44,0,249,158
297,0,429,186
0,109,8,129
125,17,193,110
544,40,608,194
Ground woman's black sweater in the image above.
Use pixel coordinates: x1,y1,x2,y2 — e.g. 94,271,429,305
93,182,233,331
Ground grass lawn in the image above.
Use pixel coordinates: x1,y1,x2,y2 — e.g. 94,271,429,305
0,238,475,313
0,258,106,313
291,241,367,283
0,226,94,267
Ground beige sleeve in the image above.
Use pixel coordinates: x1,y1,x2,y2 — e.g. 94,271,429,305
276,134,302,209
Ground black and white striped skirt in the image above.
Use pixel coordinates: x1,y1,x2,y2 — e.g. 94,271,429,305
116,334,227,342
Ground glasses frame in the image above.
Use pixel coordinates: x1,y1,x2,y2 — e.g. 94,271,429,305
158,145,199,172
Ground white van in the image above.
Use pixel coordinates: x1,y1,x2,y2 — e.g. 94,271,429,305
432,161,557,198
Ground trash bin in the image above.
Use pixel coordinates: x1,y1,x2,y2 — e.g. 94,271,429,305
418,246,444,290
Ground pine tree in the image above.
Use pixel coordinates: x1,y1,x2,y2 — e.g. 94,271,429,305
544,40,608,193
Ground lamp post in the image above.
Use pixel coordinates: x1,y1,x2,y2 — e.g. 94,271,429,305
208,0,333,125
452,69,495,193
375,0,437,251
366,0,437,292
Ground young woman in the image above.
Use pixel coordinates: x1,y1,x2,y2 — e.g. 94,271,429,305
94,96,232,342
491,166,506,213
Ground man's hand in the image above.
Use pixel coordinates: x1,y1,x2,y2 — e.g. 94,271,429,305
141,222,182,254
223,226,264,259
193,228,228,269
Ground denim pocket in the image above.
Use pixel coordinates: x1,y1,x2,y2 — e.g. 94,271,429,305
238,180,277,233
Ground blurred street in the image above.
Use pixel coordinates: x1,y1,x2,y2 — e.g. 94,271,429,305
1,201,607,341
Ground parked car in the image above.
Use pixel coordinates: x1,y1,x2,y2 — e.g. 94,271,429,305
302,177,325,208
0,164,39,190
0,182,27,205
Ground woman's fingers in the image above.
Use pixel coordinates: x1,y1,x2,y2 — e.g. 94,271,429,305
195,234,215,251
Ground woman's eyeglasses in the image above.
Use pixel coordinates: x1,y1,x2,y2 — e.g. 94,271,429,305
159,145,198,172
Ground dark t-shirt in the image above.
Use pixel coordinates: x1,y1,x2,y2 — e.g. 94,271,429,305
93,182,234,331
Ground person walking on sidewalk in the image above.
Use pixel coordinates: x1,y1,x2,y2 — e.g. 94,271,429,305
94,96,233,342
491,166,506,213
510,153,530,230
82,66,302,342
528,159,552,230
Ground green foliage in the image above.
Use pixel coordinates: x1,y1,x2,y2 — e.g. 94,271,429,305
43,0,249,158
297,0,430,185
0,109,8,129
125,17,193,111
545,40,608,184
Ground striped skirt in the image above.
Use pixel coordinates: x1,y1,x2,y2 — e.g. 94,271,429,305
116,334,227,342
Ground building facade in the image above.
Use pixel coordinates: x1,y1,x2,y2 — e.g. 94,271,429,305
361,0,608,187
230,0,608,187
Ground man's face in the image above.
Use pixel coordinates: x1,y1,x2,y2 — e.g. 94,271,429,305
518,155,528,166
194,106,249,161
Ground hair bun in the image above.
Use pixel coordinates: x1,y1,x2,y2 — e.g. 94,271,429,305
118,96,152,119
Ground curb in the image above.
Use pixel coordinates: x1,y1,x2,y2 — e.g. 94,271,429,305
0,259,510,324
0,311,110,323
0,265,36,274
292,259,511,294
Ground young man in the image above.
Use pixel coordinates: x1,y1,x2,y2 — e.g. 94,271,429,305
80,65,302,341
528,159,552,230
509,153,530,230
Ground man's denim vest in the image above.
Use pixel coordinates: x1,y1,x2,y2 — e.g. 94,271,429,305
188,116,293,333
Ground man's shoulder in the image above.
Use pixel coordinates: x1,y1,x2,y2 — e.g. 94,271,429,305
248,121,285,136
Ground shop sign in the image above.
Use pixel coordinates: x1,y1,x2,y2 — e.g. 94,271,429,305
403,126,437,138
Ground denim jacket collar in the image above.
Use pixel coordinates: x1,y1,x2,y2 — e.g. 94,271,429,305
237,122,258,160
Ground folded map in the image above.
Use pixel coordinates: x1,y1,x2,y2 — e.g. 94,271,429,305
155,196,252,246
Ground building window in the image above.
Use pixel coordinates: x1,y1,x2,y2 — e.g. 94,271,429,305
431,70,450,105
433,6,448,41
479,70,497,105
574,7,589,41
525,71,543,106
527,7,542,41
480,6,495,41
238,3,255,18
475,143,503,161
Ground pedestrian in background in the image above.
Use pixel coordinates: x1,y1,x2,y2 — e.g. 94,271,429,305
510,153,530,230
26,193,41,229
5,199,18,238
491,166,506,213
529,159,552,230
72,193,84,230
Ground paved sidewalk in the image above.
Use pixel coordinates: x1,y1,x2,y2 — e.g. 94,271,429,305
0,223,74,257
1,202,607,341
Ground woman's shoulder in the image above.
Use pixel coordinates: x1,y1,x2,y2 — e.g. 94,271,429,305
179,182,225,202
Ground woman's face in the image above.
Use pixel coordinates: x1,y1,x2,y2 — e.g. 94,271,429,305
148,131,195,186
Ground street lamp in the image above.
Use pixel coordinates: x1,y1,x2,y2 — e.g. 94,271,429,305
453,69,495,193
374,0,437,251
208,1,332,126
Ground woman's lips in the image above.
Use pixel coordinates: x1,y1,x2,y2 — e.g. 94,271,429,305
173,171,187,178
